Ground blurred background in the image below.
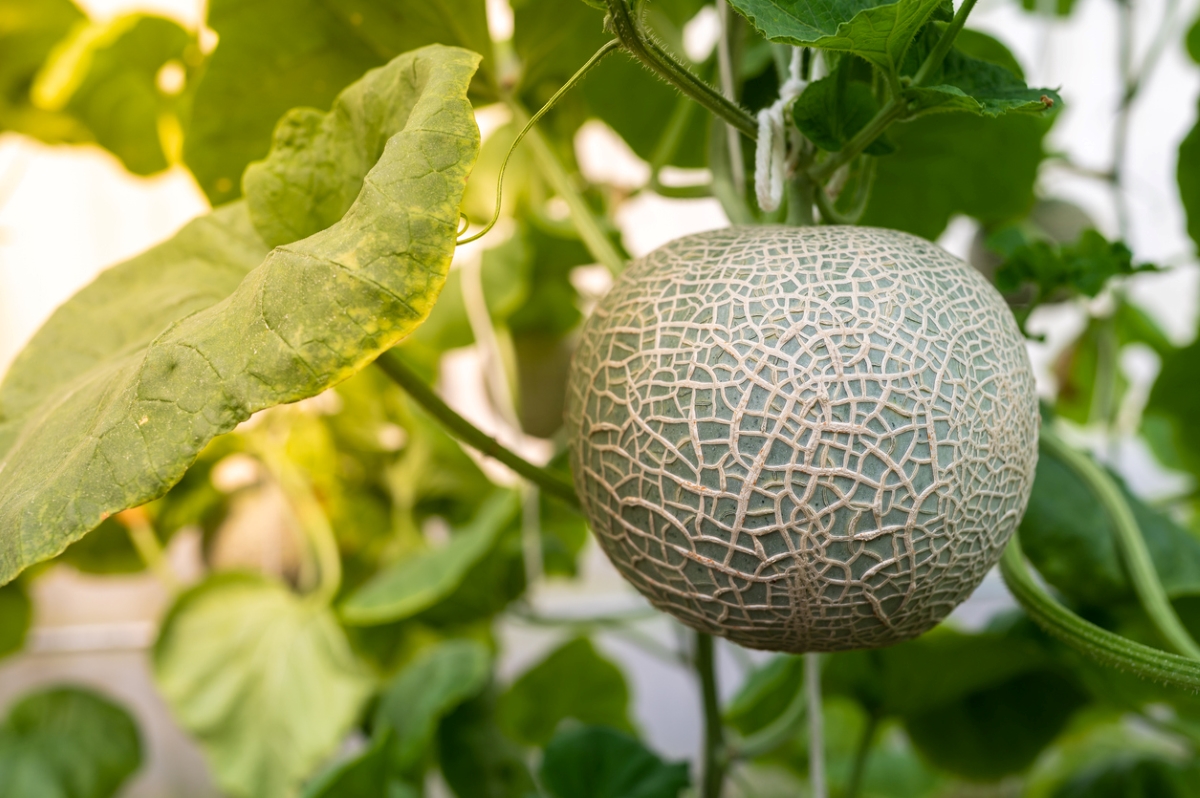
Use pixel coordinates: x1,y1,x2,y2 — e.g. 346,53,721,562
2,0,1200,794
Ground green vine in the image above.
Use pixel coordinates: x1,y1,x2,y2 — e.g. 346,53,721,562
1000,534,1200,691
1040,428,1200,660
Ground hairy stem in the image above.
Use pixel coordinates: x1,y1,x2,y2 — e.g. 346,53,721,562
375,350,581,508
1040,428,1200,659
1000,534,1200,690
806,652,827,798
696,632,728,798
605,0,758,139
845,713,879,798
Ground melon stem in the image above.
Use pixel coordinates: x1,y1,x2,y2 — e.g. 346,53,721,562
695,632,728,798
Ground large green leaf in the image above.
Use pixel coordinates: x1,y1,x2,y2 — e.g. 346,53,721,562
0,581,30,659
437,691,535,798
1052,755,1200,797
1178,112,1200,252
497,637,632,745
0,686,142,798
154,574,374,798
903,669,1087,780
540,726,690,798
341,491,519,625
0,0,87,142
861,111,1049,239
185,0,491,203
30,14,193,175
375,639,491,769
0,45,481,587
725,0,945,74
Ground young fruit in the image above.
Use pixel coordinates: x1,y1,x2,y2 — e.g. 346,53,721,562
566,226,1039,652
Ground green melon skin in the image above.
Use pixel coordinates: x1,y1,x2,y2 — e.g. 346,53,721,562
565,226,1039,653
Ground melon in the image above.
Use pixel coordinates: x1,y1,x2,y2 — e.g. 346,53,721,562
565,226,1039,652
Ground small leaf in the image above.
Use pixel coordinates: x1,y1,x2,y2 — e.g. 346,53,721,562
953,28,1025,80
0,580,30,660
154,574,374,798
726,0,945,74
1019,440,1200,607
540,726,690,798
375,639,491,769
904,50,1060,118
994,229,1153,307
497,637,632,745
31,14,194,175
0,0,88,143
0,686,142,798
724,654,805,734
792,73,893,155
0,46,481,587
185,0,492,203
341,491,519,625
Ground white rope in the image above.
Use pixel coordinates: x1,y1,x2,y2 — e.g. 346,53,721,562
754,49,805,213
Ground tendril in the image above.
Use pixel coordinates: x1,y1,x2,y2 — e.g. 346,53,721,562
457,39,622,246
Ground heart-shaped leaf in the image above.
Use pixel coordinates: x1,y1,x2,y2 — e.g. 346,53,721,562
154,574,374,798
0,44,481,587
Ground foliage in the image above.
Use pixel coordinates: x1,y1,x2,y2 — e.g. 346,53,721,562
0,0,1197,794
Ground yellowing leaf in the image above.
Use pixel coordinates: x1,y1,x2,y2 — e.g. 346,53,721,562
0,45,481,586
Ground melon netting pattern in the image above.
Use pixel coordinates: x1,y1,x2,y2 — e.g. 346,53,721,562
566,226,1039,652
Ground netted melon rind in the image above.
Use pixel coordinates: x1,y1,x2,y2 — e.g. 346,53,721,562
565,226,1038,652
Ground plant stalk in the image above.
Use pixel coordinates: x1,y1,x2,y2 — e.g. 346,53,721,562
252,437,342,605
1000,532,1200,690
696,632,728,798
375,350,581,509
845,713,879,798
729,667,807,759
912,0,980,87
117,508,178,591
604,0,758,140
806,651,827,798
1041,428,1200,660
808,100,906,183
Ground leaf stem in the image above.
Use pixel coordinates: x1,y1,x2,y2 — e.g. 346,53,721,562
604,0,758,140
117,508,178,591
845,713,879,798
374,350,581,509
806,652,827,798
808,99,906,183
912,0,979,88
252,437,342,605
696,632,728,798
1041,428,1200,660
1000,533,1200,690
